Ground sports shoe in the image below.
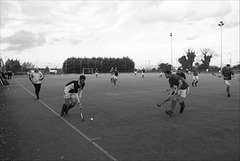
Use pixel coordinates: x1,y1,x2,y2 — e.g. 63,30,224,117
65,109,68,116
180,102,185,113
165,110,173,116
60,104,67,117
60,109,64,117
227,93,230,97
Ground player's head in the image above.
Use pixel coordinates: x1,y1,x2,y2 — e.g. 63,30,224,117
177,67,182,73
35,67,39,72
164,70,171,78
225,64,231,70
79,75,86,84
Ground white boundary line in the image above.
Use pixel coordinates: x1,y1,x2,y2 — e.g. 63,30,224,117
13,79,118,161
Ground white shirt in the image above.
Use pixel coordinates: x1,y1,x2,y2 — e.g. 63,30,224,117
30,71,44,84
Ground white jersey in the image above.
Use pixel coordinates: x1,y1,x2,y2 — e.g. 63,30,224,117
30,71,44,84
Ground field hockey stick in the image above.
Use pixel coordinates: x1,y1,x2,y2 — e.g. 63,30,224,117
157,97,170,107
212,73,218,77
157,88,177,107
79,103,84,122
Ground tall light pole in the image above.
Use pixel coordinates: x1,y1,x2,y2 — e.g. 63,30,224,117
170,33,173,69
218,21,224,70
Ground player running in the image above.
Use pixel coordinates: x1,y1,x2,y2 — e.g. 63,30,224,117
215,64,235,97
60,75,86,117
95,68,99,78
113,68,119,86
142,68,145,78
162,70,189,116
29,68,44,100
192,69,199,87
110,67,114,83
134,68,137,76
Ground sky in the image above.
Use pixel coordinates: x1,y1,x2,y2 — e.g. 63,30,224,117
0,0,239,69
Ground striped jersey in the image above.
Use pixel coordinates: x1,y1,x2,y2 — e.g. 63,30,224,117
65,80,85,93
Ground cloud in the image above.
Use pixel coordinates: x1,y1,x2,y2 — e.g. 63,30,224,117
2,30,46,51
137,1,232,24
69,39,82,45
0,1,19,27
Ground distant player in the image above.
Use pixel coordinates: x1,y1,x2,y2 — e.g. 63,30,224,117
110,67,114,82
163,70,189,116
192,68,199,87
29,68,44,100
176,67,186,79
60,75,86,117
142,68,145,78
95,68,99,78
134,68,137,76
113,68,119,86
216,64,235,97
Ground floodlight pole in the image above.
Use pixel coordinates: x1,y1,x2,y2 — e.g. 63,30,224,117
170,33,173,70
218,21,224,70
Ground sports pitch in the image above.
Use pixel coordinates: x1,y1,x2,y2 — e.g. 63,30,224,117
1,72,239,160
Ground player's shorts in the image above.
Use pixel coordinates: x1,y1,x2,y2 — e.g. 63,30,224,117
193,76,198,80
177,87,189,98
224,80,231,86
113,75,118,80
63,88,78,99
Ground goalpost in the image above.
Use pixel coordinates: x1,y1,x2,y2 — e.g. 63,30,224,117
82,68,94,74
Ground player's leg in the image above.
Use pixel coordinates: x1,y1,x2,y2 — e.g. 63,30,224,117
192,76,195,87
179,88,188,113
33,84,40,99
224,80,231,97
195,76,199,86
110,74,114,83
113,76,117,85
65,96,77,115
61,97,69,117
165,95,179,116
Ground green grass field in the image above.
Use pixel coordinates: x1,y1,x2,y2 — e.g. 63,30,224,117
1,72,239,160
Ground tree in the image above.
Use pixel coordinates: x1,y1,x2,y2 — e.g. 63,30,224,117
158,63,171,72
45,66,50,74
62,57,135,73
178,48,196,71
178,56,188,70
200,48,217,71
22,62,35,72
186,49,196,70
5,59,21,73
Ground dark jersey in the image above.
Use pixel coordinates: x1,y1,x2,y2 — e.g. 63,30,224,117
222,68,234,80
169,74,189,90
177,72,186,79
114,70,119,76
65,80,85,93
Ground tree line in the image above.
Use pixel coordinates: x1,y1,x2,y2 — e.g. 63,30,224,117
62,57,135,74
158,48,237,72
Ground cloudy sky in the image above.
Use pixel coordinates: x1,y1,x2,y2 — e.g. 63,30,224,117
0,0,239,68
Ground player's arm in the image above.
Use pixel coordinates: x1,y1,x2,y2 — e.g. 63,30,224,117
167,84,176,97
218,73,223,78
78,89,83,100
29,73,33,83
39,72,44,81
231,71,235,78
176,79,183,92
